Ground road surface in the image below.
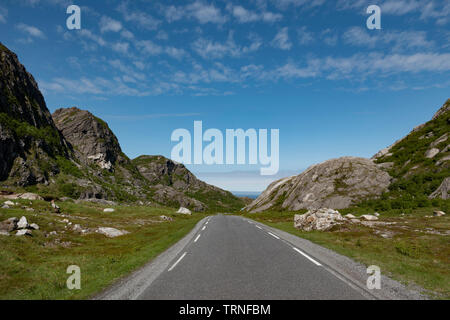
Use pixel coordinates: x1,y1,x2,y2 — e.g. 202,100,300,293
137,215,367,300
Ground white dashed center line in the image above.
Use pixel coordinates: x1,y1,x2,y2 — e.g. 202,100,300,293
256,225,262,230
168,252,187,271
293,247,322,266
194,234,201,242
202,226,206,231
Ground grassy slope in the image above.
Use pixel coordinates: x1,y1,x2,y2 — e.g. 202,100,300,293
241,207,450,299
0,200,207,299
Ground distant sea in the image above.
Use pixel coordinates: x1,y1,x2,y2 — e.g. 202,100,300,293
231,191,261,199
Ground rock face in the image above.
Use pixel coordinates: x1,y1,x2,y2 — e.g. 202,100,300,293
429,177,450,200
0,42,71,186
294,208,345,231
52,107,126,169
246,157,391,212
132,155,243,211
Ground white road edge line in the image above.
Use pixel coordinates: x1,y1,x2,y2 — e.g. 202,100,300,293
168,252,187,271
202,226,206,231
268,232,280,240
194,234,201,242
293,247,322,266
256,225,262,230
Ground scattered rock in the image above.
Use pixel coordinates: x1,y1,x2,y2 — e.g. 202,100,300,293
294,208,345,231
374,212,380,217
72,224,82,232
0,230,9,236
97,227,129,238
17,193,43,201
344,214,356,219
25,207,35,212
177,207,192,215
425,148,440,159
4,200,15,206
51,200,61,213
160,215,173,221
433,211,446,217
49,231,58,236
0,217,18,232
361,215,379,221
16,229,32,236
1,204,10,209
17,216,29,229
103,208,115,213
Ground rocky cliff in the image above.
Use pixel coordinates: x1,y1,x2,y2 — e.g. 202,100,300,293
0,42,71,186
52,107,127,170
247,99,449,213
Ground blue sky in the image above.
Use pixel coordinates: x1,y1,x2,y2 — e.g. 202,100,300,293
1,0,449,191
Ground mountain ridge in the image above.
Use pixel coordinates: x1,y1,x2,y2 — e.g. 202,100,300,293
0,42,243,211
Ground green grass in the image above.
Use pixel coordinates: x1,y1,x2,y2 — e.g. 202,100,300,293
241,207,450,299
0,200,208,299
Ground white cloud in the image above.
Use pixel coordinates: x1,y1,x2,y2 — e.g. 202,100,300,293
271,27,292,50
163,1,227,24
111,42,130,55
16,23,46,39
120,29,134,40
192,32,261,59
186,1,227,24
164,5,185,23
343,27,434,51
79,29,106,47
297,26,314,45
165,47,187,60
136,40,163,55
156,30,169,40
0,7,7,23
100,16,122,33
227,4,282,23
117,3,161,30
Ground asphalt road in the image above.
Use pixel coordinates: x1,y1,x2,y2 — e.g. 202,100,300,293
137,215,367,300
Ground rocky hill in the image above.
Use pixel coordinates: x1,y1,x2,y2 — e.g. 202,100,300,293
245,157,391,212
132,155,243,211
0,42,243,211
246,99,449,213
0,42,71,186
371,99,449,205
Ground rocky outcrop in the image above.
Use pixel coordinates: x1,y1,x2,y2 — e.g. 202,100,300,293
0,42,71,186
246,157,391,212
294,208,345,231
52,107,126,169
429,177,449,200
